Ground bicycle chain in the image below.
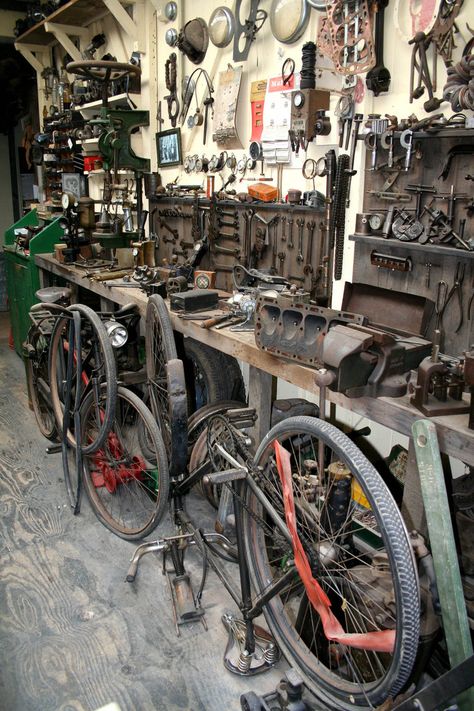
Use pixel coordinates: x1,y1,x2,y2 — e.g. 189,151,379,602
332,153,351,281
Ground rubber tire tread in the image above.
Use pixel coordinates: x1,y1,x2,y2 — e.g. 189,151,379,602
245,415,420,709
145,294,177,380
183,339,246,413
81,385,170,540
25,325,58,441
48,304,117,455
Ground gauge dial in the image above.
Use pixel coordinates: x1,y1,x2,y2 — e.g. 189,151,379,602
292,91,305,109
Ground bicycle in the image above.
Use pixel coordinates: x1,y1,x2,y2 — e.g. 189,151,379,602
125,412,420,710
24,289,169,526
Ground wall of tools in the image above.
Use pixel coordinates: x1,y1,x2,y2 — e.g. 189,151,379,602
16,0,474,454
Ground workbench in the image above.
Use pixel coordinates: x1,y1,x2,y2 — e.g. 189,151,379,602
35,252,474,532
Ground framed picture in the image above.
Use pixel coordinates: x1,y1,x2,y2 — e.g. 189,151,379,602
156,127,182,168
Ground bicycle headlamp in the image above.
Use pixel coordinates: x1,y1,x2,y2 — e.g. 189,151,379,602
104,320,128,348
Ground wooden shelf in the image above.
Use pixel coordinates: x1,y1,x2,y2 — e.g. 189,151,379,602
15,0,109,45
77,93,133,118
349,234,474,260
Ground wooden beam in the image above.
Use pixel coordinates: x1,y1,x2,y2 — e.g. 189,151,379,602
101,0,137,39
14,45,49,74
44,22,83,62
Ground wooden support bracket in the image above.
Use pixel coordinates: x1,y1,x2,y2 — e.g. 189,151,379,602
14,44,51,74
101,0,138,41
44,22,90,62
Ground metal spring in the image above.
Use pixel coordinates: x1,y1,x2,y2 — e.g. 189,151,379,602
263,643,278,664
237,651,252,673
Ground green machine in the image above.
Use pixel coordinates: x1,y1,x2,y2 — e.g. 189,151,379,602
3,210,63,355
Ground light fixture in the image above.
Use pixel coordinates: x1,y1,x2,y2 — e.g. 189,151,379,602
104,320,128,348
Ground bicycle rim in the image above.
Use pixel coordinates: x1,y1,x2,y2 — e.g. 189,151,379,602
48,305,117,454
81,386,170,539
244,416,420,709
25,325,58,441
145,294,177,455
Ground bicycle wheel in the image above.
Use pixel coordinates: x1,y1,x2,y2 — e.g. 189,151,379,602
244,416,419,709
81,386,169,539
48,304,117,454
24,324,58,441
145,295,187,477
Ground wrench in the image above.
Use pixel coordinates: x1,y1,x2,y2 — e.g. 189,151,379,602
400,129,414,172
278,252,286,276
287,217,294,249
281,215,287,241
303,221,316,275
296,218,305,262
218,219,239,229
215,232,240,242
159,218,178,241
214,244,241,257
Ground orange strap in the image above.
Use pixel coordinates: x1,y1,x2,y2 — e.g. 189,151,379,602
274,440,395,654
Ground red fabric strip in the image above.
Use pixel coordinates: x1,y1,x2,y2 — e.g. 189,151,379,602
274,440,395,654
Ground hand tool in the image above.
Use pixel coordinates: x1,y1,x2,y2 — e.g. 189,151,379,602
424,262,440,290
215,231,240,241
406,184,437,220
303,221,316,275
365,0,390,96
287,217,294,249
432,185,469,226
423,205,474,251
281,216,286,242
278,252,286,276
164,53,179,127
217,218,239,229
400,129,414,171
441,263,465,333
200,313,235,329
214,245,241,257
296,218,305,263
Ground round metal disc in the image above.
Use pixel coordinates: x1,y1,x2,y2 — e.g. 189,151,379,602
270,0,310,44
209,6,235,48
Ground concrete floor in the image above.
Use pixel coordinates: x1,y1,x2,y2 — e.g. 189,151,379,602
0,312,286,711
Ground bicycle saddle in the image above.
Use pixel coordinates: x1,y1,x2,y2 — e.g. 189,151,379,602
35,287,72,304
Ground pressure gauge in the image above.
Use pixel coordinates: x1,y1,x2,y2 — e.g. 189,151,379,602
61,192,75,210
183,156,192,173
292,91,305,109
208,154,219,171
188,154,198,172
226,153,237,170
236,157,247,174
369,213,385,232
249,140,262,161
246,157,256,171
195,158,203,172
187,115,196,129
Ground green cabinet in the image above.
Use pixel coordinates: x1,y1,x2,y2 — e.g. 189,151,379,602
3,209,63,355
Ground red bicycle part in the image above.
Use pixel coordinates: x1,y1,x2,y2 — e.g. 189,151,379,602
91,431,145,493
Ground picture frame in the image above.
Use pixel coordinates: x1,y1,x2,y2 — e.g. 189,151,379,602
156,127,182,168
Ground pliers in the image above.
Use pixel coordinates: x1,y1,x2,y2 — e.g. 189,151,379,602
441,262,465,333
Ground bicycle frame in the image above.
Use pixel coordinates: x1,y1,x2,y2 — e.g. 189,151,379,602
127,420,293,675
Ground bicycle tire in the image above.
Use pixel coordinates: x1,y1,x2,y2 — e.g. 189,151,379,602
48,304,117,455
24,324,58,441
244,416,420,709
183,339,246,413
81,386,170,540
145,295,188,477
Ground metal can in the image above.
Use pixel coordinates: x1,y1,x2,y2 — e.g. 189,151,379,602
206,175,215,198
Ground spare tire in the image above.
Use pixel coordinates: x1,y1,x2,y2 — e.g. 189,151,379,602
183,338,246,413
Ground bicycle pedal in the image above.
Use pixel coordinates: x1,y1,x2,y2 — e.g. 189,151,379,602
204,467,247,485
46,444,62,454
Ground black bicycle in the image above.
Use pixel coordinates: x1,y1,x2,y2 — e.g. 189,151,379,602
125,412,420,710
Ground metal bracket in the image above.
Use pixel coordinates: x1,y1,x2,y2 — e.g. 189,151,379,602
44,22,89,62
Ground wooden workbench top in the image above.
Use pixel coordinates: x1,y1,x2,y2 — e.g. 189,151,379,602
35,253,474,466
